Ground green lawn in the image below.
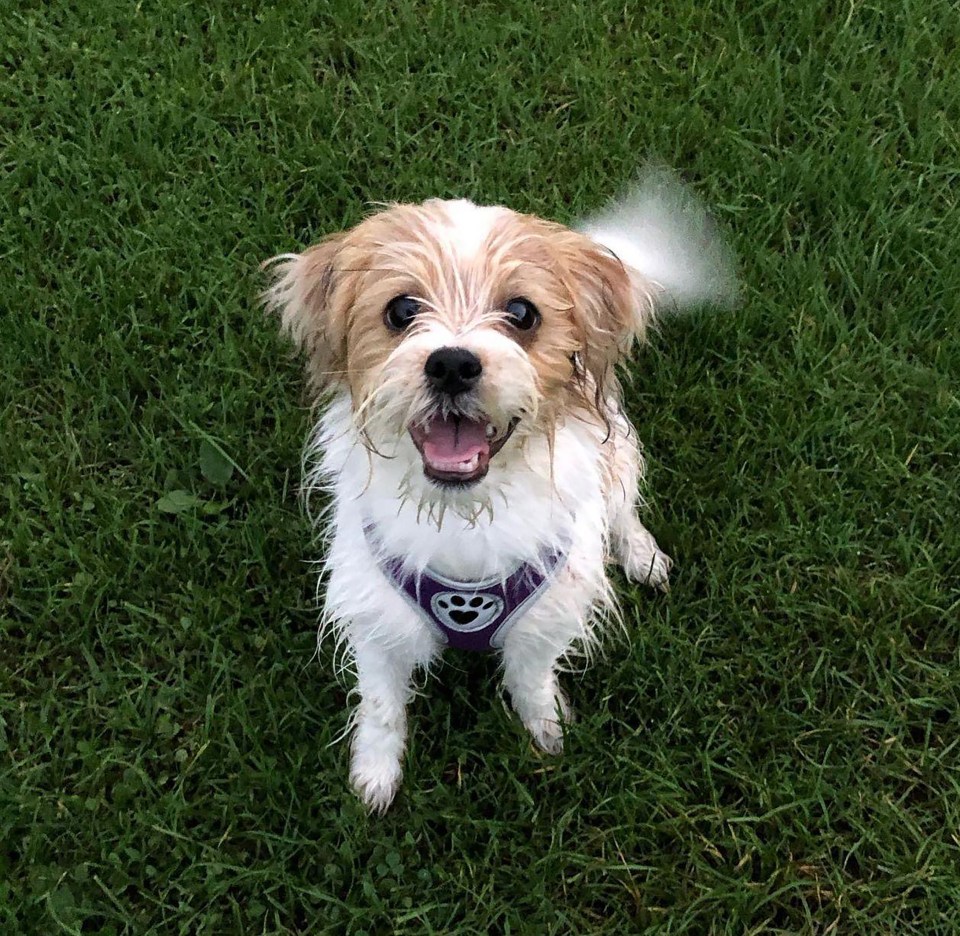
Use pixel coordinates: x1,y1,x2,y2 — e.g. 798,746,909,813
3,1,959,932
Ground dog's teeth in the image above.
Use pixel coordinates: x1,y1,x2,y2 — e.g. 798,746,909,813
485,424,496,440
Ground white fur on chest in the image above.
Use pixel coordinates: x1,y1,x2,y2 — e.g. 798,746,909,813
313,393,610,583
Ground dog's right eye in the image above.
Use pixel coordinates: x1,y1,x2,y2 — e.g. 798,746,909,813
384,295,421,332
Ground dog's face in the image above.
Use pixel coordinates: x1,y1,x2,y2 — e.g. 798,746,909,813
266,199,653,493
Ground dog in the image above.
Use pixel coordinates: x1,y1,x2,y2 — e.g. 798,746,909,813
265,176,735,811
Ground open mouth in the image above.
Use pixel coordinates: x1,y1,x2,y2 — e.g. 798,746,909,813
409,414,519,485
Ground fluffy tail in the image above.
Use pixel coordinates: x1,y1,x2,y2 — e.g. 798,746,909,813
580,168,739,311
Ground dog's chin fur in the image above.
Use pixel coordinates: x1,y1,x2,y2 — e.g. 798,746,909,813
265,180,734,812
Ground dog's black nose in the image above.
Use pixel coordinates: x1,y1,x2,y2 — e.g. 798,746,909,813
424,347,483,396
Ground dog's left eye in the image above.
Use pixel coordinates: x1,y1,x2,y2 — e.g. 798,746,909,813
504,297,540,331
384,295,421,332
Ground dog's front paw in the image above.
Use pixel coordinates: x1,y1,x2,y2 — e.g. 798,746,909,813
350,753,402,814
623,537,673,592
521,690,573,755
349,746,402,814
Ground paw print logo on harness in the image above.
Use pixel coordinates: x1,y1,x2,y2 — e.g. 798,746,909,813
431,591,504,633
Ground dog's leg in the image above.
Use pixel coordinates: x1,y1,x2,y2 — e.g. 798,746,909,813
501,630,573,754
607,421,672,590
347,638,421,813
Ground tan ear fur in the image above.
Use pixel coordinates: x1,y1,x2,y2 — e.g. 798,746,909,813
262,234,348,392
561,237,656,406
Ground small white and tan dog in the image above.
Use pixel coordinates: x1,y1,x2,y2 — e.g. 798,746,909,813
265,177,734,812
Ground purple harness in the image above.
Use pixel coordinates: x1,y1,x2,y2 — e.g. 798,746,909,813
364,524,569,651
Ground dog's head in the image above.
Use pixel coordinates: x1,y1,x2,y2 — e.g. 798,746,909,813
265,199,655,492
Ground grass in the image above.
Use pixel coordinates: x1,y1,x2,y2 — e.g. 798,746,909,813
2,0,959,932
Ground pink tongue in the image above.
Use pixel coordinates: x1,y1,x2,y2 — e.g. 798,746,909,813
421,415,489,467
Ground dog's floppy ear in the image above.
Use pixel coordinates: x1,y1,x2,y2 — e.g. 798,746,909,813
262,233,349,391
565,240,656,397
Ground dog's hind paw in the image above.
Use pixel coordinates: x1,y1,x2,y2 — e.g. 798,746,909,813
622,535,673,592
